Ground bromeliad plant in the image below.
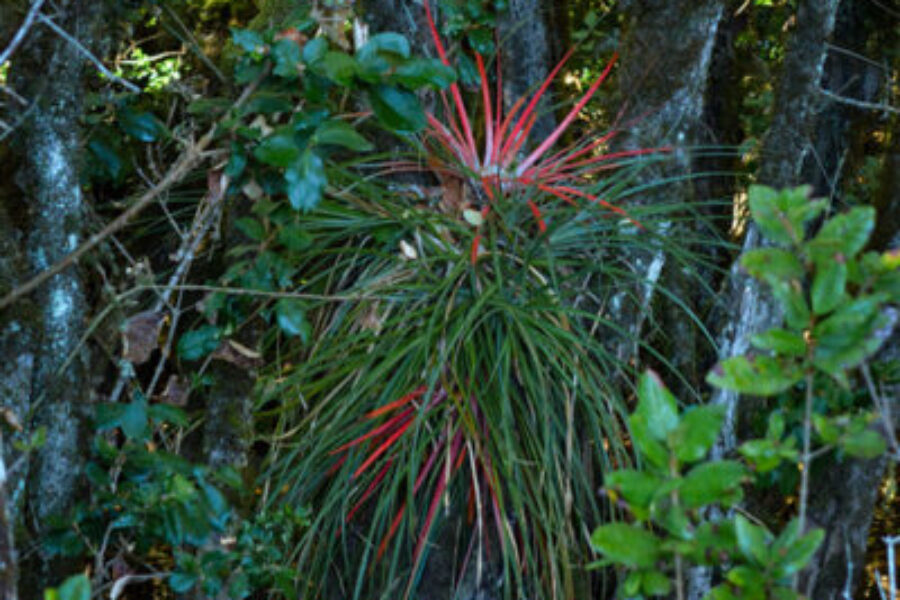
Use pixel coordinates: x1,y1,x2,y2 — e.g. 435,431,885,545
388,1,665,260
251,4,696,599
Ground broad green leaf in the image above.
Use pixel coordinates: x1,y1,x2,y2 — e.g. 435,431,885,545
55,574,90,600
751,329,807,357
358,32,410,59
767,411,785,440
635,370,679,440
148,404,189,427
272,38,302,78
177,325,222,361
811,260,846,315
118,108,166,142
748,185,812,245
393,58,457,89
320,51,358,86
314,120,373,151
628,414,670,469
120,397,149,441
235,217,265,241
230,28,264,53
670,405,726,463
254,131,301,167
707,355,803,396
368,85,425,133
169,572,198,593
735,514,771,566
302,37,327,65
242,91,294,114
605,469,662,516
774,525,823,579
680,460,746,509
275,299,311,343
590,523,660,568
807,207,875,261
739,439,783,472
623,571,642,597
724,565,767,595
226,140,248,178
278,223,313,251
88,137,124,180
740,248,804,283
285,150,327,211
642,569,672,596
813,414,840,443
813,294,890,373
841,429,886,459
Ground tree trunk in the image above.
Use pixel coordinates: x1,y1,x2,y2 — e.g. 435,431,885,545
7,0,107,590
696,1,841,597
612,0,724,386
498,0,556,143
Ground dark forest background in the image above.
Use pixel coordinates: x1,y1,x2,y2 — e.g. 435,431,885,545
0,0,898,598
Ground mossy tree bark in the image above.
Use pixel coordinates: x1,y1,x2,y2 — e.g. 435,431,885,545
611,0,725,390
7,0,108,592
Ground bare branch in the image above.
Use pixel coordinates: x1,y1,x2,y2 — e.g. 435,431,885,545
820,86,900,115
0,70,268,311
35,13,141,92
0,0,46,68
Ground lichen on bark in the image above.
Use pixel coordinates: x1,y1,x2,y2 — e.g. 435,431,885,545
7,0,107,590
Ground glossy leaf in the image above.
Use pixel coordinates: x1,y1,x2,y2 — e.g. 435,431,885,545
51,575,90,600
670,405,726,463
735,514,771,566
272,38,302,78
393,58,457,89
177,325,222,361
680,460,746,509
605,469,661,517
811,259,846,315
275,299,311,343
774,524,823,579
368,85,425,133
314,120,373,151
751,329,807,357
118,108,166,142
807,206,875,261
302,37,327,65
635,370,679,441
231,28,264,53
740,248,804,283
747,185,813,245
278,223,314,251
285,150,327,211
320,51,358,86
841,429,886,459
813,294,890,373
707,355,803,396
254,131,301,167
590,523,660,568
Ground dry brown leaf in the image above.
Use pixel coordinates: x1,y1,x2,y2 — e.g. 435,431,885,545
160,375,190,407
211,339,264,369
122,310,166,364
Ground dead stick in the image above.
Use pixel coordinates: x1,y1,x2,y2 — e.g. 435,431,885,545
0,70,267,311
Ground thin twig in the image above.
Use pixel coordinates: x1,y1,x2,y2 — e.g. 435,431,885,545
863,363,900,456
819,87,900,115
136,283,390,302
0,0,46,67
825,43,890,72
798,370,814,533
0,70,267,311
35,13,141,93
